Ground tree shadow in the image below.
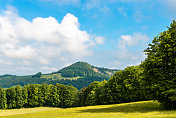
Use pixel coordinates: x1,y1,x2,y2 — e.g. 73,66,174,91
78,101,165,113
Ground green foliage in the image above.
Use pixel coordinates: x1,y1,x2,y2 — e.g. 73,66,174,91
81,81,107,106
141,20,176,109
49,84,60,107
0,88,7,109
58,62,97,77
98,66,146,105
56,84,78,108
28,84,39,107
15,85,23,108
6,87,16,109
57,62,117,78
0,83,78,109
22,85,28,107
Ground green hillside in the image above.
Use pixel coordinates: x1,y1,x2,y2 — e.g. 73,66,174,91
0,62,118,89
0,101,176,118
57,62,117,77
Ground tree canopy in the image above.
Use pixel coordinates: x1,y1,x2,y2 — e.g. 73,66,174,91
141,20,176,108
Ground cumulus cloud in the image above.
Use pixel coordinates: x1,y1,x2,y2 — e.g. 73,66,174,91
113,33,149,69
86,33,150,70
118,33,149,50
0,6,104,75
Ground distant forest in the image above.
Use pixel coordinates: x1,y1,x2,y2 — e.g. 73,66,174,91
0,62,117,90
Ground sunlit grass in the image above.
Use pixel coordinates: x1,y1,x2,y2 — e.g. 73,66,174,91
0,101,176,118
41,73,81,80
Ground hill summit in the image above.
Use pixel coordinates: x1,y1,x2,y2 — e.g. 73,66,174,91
56,61,118,77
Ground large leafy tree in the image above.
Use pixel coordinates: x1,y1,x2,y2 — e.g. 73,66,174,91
56,84,78,108
28,84,39,107
104,66,145,104
141,20,176,108
6,87,16,109
49,84,60,107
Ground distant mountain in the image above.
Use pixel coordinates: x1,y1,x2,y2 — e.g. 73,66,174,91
0,62,119,89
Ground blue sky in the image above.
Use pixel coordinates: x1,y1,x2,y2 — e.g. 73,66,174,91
0,0,175,75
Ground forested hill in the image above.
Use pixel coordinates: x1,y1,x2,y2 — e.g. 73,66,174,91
56,62,118,77
0,62,118,89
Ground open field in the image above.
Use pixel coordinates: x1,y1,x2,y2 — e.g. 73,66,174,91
41,73,81,80
0,101,176,118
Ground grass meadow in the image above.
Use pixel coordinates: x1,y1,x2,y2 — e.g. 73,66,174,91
0,101,176,118
41,73,81,80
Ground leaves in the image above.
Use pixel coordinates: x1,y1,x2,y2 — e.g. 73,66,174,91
141,20,176,109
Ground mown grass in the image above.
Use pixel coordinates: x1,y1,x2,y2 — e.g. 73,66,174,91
41,73,81,80
0,101,176,118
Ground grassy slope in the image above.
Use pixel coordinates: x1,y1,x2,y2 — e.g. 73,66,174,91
41,73,81,80
0,101,176,118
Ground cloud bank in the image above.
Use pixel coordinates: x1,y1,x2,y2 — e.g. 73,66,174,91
0,6,104,75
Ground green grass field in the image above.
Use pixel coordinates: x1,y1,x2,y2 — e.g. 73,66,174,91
0,101,176,118
41,73,81,80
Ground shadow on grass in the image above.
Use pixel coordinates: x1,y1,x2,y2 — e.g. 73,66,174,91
78,101,164,113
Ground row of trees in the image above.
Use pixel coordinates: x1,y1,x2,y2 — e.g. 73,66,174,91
78,66,148,106
0,66,147,109
0,83,78,109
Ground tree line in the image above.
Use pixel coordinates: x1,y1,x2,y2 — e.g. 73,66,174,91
0,83,78,109
77,66,148,106
0,65,148,109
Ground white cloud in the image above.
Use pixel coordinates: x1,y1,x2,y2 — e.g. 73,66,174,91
0,6,104,75
114,33,149,69
118,33,149,50
86,33,150,70
95,36,104,45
